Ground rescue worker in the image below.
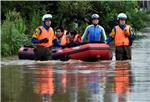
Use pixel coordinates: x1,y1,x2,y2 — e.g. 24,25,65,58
82,14,107,43
106,13,135,60
66,30,82,47
31,14,61,61
55,26,67,46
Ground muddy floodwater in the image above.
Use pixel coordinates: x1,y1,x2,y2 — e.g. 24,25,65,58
1,30,150,102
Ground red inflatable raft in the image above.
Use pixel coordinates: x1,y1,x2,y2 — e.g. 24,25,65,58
18,45,35,60
52,43,112,61
18,43,112,61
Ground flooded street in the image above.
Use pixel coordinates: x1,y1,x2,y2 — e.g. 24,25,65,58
1,29,150,102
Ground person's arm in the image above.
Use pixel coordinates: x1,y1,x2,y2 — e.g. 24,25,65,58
129,26,136,46
53,39,61,47
31,38,42,44
106,27,116,44
106,36,114,44
124,25,131,37
129,26,135,37
82,26,89,43
31,28,42,44
101,27,107,42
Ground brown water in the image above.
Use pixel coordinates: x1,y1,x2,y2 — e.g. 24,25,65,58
1,31,150,102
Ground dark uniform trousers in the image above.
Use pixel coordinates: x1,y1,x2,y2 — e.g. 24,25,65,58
115,46,131,60
34,46,52,61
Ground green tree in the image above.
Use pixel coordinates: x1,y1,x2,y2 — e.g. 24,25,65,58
56,1,92,33
1,10,30,56
90,1,149,33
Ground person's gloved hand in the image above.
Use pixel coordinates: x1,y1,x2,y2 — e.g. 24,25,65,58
105,36,114,44
41,38,49,43
124,29,130,36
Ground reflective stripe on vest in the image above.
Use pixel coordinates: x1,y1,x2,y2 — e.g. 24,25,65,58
37,26,55,47
115,25,130,46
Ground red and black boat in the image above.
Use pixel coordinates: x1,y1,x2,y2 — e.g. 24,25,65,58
18,43,112,61
18,45,35,60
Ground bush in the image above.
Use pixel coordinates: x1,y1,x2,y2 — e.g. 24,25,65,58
1,9,31,56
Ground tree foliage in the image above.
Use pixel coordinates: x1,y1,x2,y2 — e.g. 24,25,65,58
1,10,30,56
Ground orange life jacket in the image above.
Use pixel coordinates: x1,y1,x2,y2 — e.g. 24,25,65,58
74,34,82,42
66,34,82,44
115,25,130,46
58,34,67,45
37,26,55,47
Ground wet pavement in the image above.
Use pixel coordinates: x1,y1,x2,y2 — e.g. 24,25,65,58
1,30,150,102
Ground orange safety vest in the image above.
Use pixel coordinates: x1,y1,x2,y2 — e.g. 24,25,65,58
66,34,82,44
74,34,82,42
115,25,130,46
37,26,55,47
59,34,67,45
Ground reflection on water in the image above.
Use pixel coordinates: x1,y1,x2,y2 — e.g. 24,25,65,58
114,62,131,102
2,59,150,102
31,62,112,102
33,66,54,102
2,60,144,102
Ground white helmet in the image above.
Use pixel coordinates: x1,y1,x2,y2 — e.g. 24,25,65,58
92,14,99,19
42,14,52,21
117,13,127,20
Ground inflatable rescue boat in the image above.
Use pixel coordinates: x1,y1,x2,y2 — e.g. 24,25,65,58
18,43,112,61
